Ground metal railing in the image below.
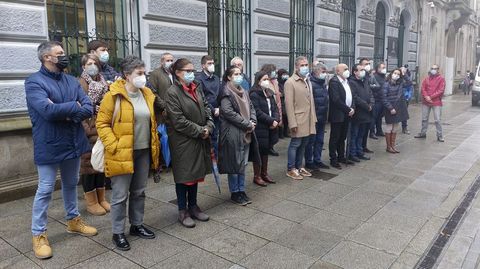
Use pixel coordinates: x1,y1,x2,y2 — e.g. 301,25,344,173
289,0,315,70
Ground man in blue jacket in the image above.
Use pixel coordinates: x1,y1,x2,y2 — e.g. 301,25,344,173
196,55,221,155
304,62,330,170
25,41,97,259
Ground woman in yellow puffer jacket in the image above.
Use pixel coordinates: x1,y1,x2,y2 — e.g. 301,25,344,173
96,55,159,251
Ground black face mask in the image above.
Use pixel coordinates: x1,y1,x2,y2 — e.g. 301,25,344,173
55,55,69,70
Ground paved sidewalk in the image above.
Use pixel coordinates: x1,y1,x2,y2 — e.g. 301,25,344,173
1,94,480,269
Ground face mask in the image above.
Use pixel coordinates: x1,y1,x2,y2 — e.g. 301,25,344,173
163,61,173,69
359,70,366,79
132,75,146,88
270,71,277,79
364,64,371,72
318,73,327,80
85,64,99,77
54,55,69,70
380,68,387,74
281,75,289,81
207,64,215,73
391,74,400,81
260,80,270,88
232,75,243,86
299,66,309,77
99,51,109,63
184,72,195,84
342,70,350,79
430,69,438,75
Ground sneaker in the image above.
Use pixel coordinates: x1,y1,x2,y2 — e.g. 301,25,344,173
437,136,445,142
231,192,248,206
348,156,361,162
32,233,52,259
239,192,252,204
414,133,426,139
286,169,303,180
66,216,97,236
298,168,312,177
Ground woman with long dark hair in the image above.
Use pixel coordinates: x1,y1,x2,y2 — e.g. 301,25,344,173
218,66,258,206
383,68,409,153
166,58,214,228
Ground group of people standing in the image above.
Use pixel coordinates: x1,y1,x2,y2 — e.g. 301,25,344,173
25,39,446,259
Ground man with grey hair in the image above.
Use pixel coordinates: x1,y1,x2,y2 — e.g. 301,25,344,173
304,62,330,170
285,56,317,180
231,56,251,90
26,41,97,259
149,52,175,122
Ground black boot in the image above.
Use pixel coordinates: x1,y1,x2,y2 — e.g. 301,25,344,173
113,233,131,251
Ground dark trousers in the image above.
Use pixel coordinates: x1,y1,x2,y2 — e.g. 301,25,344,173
175,183,198,211
370,103,384,135
329,120,349,162
81,173,106,192
402,101,409,129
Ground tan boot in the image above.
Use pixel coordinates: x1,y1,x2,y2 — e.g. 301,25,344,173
84,190,106,216
96,187,110,212
66,216,98,236
32,233,52,259
385,133,395,153
391,132,400,153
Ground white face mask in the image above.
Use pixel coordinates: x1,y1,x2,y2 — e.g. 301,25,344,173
163,61,173,69
380,68,387,74
207,64,215,73
359,70,366,79
364,64,371,72
260,80,270,88
132,75,146,88
85,64,99,77
342,70,350,79
391,74,400,81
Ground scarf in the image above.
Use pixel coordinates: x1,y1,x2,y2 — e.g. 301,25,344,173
226,82,251,143
81,70,109,108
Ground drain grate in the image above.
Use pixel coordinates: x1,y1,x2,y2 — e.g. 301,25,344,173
309,170,338,181
415,175,480,269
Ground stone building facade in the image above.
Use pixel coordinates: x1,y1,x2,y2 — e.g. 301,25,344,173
0,0,477,195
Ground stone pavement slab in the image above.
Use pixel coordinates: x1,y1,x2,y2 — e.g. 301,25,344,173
0,255,41,269
239,242,315,269
302,210,363,237
263,199,319,223
152,246,233,269
69,251,143,269
231,211,296,241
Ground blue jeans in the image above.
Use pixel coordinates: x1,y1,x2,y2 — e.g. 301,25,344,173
305,122,326,165
32,158,80,235
350,123,368,157
287,136,310,170
228,143,249,193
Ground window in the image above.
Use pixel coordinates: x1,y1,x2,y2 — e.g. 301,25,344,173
373,3,386,65
207,0,251,76
46,0,140,76
289,0,315,70
339,0,356,69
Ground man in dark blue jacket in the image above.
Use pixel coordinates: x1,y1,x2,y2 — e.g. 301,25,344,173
304,63,330,170
25,41,97,259
196,55,221,155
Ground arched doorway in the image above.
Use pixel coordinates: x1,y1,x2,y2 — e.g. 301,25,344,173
373,2,386,65
339,0,356,68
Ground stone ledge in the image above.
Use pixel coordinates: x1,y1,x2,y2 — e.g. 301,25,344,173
0,113,31,132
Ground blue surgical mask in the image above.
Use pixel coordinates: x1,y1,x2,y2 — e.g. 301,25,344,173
299,66,309,77
281,75,289,81
233,75,244,86
318,73,327,80
359,70,366,79
184,72,195,84
99,51,109,63
163,61,173,69
270,71,277,79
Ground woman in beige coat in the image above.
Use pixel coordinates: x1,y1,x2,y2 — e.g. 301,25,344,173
284,56,317,180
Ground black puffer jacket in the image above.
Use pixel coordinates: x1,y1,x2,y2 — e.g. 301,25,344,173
249,85,280,154
348,76,374,124
310,76,329,123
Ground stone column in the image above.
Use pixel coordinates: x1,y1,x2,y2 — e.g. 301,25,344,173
315,0,342,68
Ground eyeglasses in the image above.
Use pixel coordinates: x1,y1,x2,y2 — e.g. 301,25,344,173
180,69,195,72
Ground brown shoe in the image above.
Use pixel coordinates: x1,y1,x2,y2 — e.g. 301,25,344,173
178,210,195,228
298,168,312,177
261,155,276,184
189,205,209,222
96,187,111,212
32,233,52,259
66,216,98,236
385,133,395,153
253,162,267,186
84,190,106,216
391,132,400,153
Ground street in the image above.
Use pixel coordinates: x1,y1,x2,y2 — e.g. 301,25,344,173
1,93,480,269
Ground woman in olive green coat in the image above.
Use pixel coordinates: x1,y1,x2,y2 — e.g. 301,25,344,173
166,58,214,228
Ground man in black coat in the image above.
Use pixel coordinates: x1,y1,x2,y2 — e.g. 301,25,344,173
370,62,387,137
348,64,374,162
328,64,355,169
359,58,375,153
